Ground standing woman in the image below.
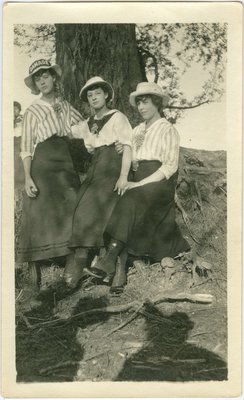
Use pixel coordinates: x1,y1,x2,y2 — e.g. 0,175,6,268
65,77,132,288
17,59,83,285
87,82,190,293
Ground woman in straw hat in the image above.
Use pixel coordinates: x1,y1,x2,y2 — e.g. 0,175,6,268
65,76,133,289
17,59,83,287
86,82,190,294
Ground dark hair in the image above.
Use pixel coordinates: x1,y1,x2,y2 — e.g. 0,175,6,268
86,84,112,103
32,68,64,99
14,101,21,111
135,94,165,117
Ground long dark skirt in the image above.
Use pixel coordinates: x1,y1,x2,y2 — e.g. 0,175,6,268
69,145,122,249
105,160,190,261
17,136,81,262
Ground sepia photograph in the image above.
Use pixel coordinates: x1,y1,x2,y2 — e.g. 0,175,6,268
2,2,242,398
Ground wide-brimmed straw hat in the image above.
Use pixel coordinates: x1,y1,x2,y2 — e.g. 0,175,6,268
79,76,114,102
129,82,169,108
24,59,62,95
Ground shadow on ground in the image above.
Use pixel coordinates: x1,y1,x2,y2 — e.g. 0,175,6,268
115,303,227,381
16,291,109,382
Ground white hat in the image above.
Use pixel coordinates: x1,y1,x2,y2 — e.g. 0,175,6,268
24,59,62,95
79,76,114,102
129,82,169,108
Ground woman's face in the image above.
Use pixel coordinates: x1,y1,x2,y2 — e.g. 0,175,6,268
34,70,55,95
136,96,159,121
87,87,108,110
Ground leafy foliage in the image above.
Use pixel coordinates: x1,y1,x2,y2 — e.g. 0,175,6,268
136,23,227,121
14,24,56,60
14,23,227,122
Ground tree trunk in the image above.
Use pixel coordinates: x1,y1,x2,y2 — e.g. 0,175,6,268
55,24,146,122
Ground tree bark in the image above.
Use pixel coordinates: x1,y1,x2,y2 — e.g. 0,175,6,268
55,24,146,121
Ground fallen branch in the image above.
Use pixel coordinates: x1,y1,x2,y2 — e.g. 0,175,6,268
40,360,79,375
184,166,226,175
27,293,213,330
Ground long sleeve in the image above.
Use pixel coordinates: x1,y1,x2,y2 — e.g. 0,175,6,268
71,121,90,139
70,105,83,125
20,110,37,160
113,112,133,147
71,121,95,153
159,124,180,179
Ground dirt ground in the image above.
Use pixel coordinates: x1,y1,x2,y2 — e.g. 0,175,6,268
15,147,227,382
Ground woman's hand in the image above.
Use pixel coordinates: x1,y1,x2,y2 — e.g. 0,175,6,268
123,182,139,192
115,141,124,155
115,180,139,196
114,176,128,196
25,177,38,198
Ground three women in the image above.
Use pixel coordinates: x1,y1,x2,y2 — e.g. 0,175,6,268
17,59,189,294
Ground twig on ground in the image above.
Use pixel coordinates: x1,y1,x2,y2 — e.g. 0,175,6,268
18,312,33,329
190,278,213,288
139,310,176,326
84,350,110,362
194,366,227,375
15,289,23,302
175,194,201,244
194,181,203,213
105,303,145,337
40,360,80,375
191,331,215,338
217,186,227,196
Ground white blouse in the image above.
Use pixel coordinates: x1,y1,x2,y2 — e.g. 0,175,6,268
132,118,180,180
71,109,132,153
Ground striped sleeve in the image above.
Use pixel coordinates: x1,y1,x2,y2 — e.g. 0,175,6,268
159,124,180,179
20,110,37,160
70,105,83,125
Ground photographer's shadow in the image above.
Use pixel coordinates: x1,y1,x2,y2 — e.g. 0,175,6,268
116,303,227,381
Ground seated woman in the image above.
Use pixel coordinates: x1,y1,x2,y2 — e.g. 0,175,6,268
65,76,132,288
87,82,190,293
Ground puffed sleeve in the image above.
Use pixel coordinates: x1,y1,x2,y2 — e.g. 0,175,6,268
71,120,95,154
159,124,180,179
112,112,133,147
70,105,83,125
20,110,37,160
71,120,89,139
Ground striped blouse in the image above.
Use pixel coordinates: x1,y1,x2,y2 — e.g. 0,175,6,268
20,99,83,160
132,118,180,180
71,109,132,152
